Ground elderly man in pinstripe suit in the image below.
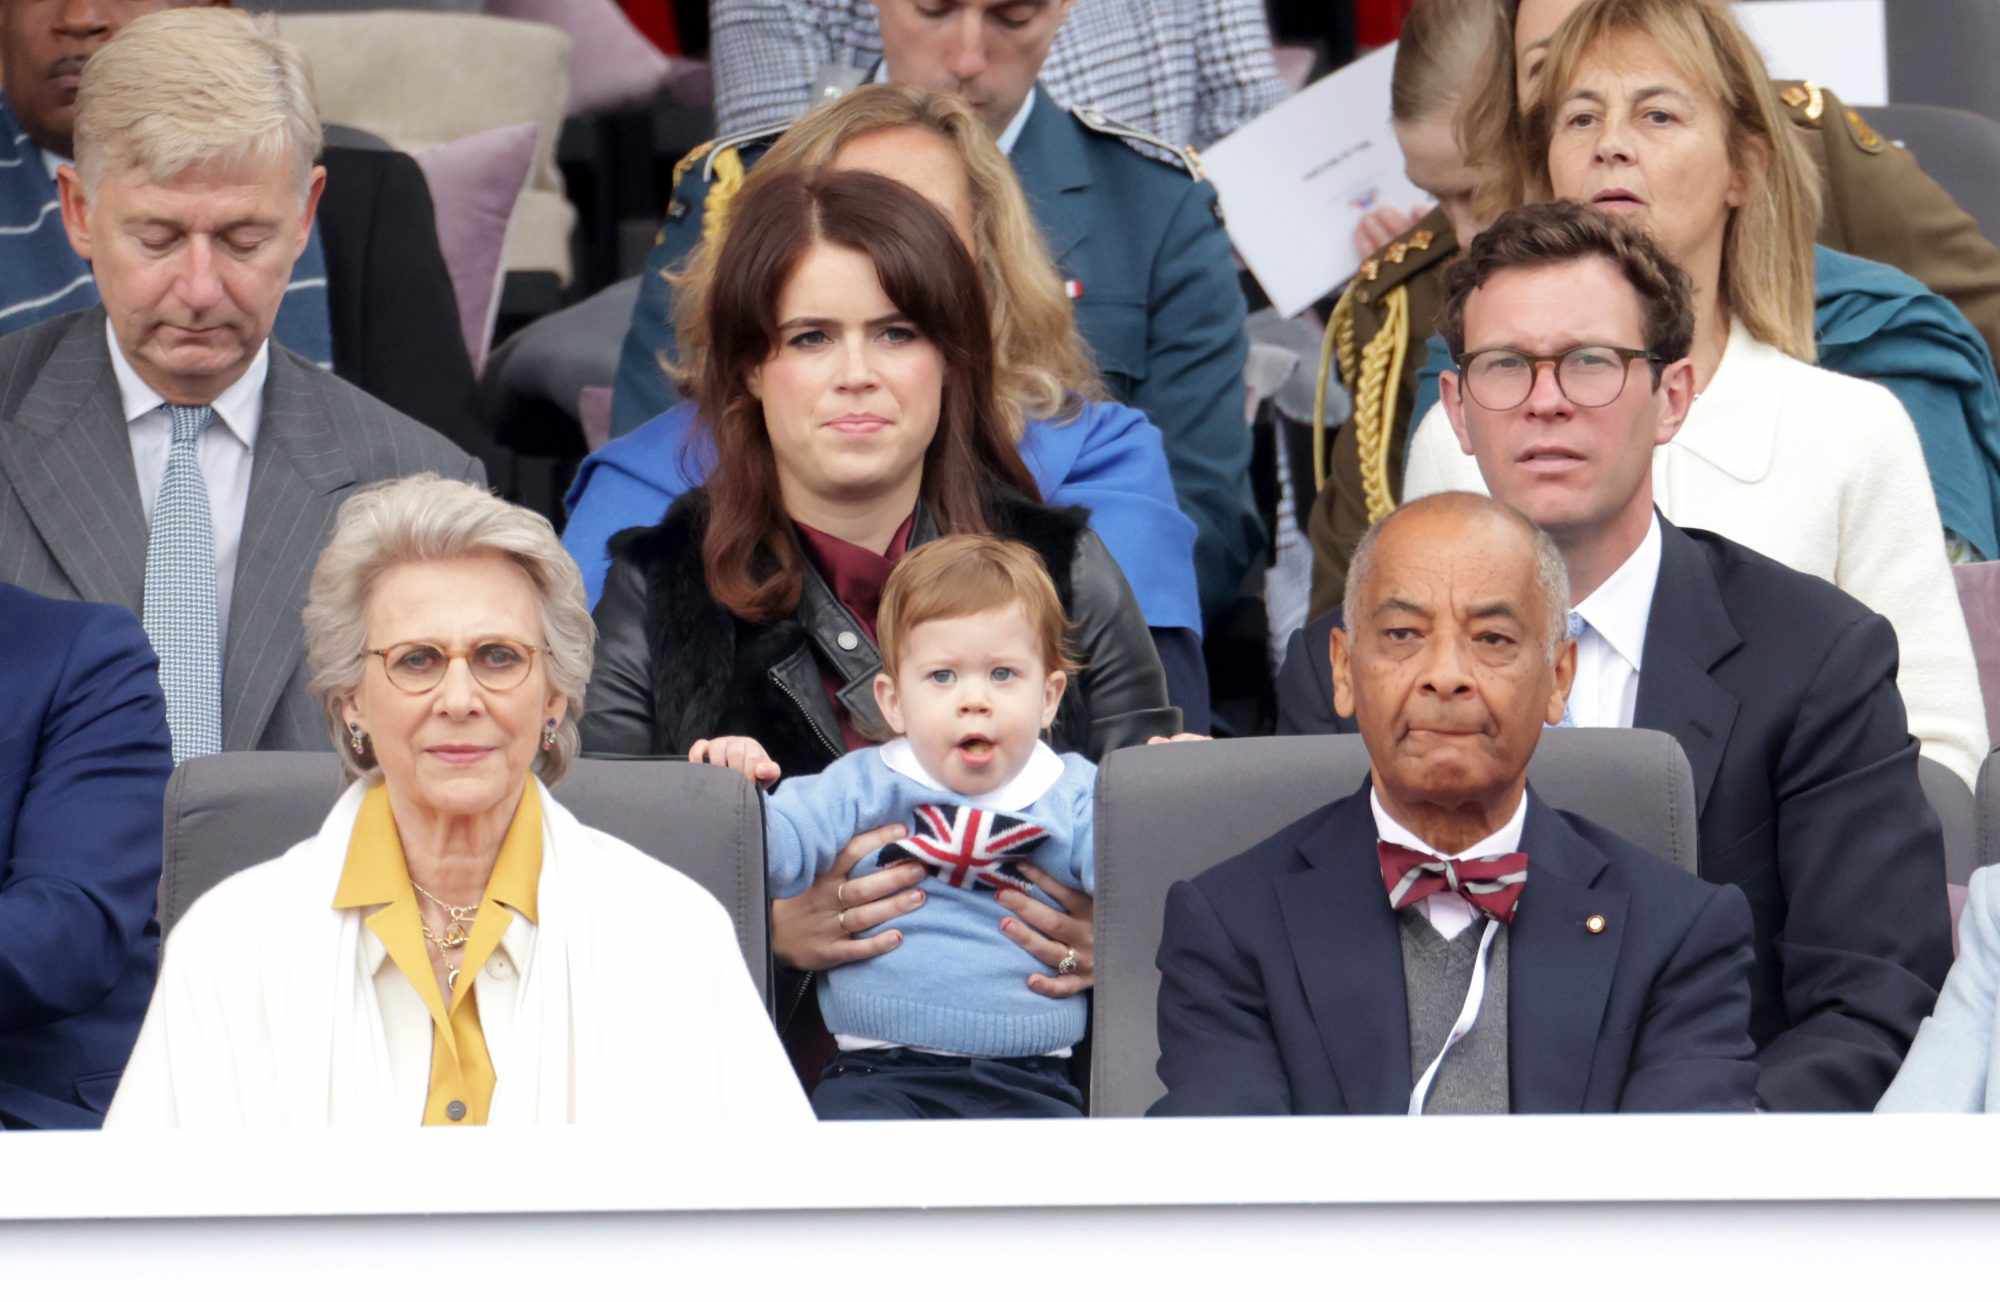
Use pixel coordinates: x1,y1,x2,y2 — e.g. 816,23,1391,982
0,9,479,761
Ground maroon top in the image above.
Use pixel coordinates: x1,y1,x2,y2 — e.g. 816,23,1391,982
793,513,917,751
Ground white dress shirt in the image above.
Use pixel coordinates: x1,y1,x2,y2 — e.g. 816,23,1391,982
109,319,266,644
1567,514,1663,730
1370,789,1528,940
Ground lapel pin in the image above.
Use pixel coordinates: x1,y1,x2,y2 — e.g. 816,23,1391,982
1585,914,1607,935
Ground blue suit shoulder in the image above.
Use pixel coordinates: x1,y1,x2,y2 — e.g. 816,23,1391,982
0,582,153,667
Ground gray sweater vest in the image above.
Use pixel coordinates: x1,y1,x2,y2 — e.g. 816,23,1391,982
1399,910,1510,1113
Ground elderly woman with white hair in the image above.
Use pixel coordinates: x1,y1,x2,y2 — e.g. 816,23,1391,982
107,476,809,1127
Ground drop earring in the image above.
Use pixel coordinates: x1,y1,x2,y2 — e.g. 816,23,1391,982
542,719,558,750
348,722,367,757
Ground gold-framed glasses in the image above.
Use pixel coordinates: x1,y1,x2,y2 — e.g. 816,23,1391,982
363,639,546,694
1455,344,1659,410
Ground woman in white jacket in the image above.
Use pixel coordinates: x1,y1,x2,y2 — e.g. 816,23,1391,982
1400,0,1986,787
107,476,809,1127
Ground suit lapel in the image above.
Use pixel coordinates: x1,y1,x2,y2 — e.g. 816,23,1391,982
1633,517,1742,817
1508,794,1627,1112
0,310,148,606
1275,792,1413,1112
224,348,355,749
1007,89,1092,266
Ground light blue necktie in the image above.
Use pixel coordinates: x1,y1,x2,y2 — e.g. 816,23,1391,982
142,404,223,764
1556,610,1587,728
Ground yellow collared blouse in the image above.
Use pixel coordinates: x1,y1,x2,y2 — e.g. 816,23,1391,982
332,781,543,1125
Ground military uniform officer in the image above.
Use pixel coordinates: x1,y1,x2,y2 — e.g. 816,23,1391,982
1303,206,1454,621
610,90,1262,624
1780,79,2000,371
1303,78,2000,620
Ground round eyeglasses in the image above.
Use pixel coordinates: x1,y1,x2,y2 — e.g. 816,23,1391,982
363,639,547,694
1455,345,1659,411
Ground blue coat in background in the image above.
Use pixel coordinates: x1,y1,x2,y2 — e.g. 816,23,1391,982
1408,244,2000,560
610,88,1261,620
0,584,172,1129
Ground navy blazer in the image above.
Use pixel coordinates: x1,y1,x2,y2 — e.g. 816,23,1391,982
0,584,171,1128
1275,517,1953,1110
611,88,1260,619
1150,783,1759,1115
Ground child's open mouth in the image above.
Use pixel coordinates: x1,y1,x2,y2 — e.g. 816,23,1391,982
957,736,996,764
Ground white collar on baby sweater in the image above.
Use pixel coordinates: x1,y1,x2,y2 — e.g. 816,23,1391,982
877,737,1066,813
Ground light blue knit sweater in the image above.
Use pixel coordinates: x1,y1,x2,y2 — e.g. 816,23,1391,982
764,741,1096,1057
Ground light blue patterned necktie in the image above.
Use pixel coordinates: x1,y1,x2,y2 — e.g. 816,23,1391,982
142,404,223,763
1556,609,1587,728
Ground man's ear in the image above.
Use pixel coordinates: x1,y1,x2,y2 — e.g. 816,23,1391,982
295,164,327,254
1040,669,1068,729
1440,369,1476,456
873,672,904,735
1545,635,1578,726
1330,624,1358,719
1653,357,1696,446
56,165,93,262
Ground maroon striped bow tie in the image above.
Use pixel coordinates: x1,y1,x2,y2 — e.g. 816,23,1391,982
1377,842,1529,925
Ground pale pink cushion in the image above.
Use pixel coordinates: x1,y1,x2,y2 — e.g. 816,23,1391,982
579,385,614,452
414,122,538,375
485,0,670,116
1952,560,2000,744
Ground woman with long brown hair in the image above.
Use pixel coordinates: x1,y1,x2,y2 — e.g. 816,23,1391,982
582,167,1175,1075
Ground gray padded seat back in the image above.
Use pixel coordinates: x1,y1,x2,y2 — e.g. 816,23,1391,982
1977,750,2000,871
1919,754,1978,887
1091,728,1697,1117
1887,3,2000,126
1850,104,2000,245
161,753,769,1000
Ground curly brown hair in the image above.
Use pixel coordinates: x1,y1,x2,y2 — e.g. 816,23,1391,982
1440,199,1695,374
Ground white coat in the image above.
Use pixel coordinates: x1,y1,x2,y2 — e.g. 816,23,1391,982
106,779,812,1127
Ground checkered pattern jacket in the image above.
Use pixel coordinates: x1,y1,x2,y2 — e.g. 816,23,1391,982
709,0,1287,148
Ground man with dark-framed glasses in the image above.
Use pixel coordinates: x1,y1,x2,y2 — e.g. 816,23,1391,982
1276,200,1951,1111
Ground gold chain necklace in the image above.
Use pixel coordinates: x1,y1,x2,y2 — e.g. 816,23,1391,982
412,879,480,990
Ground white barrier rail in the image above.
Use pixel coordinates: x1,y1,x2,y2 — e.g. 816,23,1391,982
5,1114,1999,1289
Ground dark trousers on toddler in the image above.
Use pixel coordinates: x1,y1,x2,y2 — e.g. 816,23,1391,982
811,1047,1085,1119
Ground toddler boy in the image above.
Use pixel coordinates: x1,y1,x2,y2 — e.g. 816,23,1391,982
725,534,1097,1120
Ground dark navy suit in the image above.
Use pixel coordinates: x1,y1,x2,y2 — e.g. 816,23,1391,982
1150,784,1759,1115
1275,518,1953,1110
0,584,171,1128
611,89,1260,619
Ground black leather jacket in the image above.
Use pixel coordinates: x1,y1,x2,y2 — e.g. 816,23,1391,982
582,490,1180,773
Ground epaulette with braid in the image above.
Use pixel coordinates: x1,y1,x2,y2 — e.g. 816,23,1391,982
1313,218,1452,522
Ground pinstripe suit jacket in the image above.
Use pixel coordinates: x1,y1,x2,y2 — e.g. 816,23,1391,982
0,308,485,753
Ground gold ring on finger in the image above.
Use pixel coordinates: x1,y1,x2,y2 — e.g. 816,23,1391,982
836,881,848,907
837,908,849,933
